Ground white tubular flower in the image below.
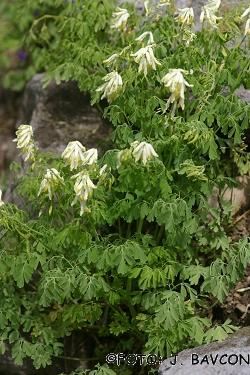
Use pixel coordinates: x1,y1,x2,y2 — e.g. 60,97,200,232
131,141,158,165
245,19,250,35
161,69,194,112
200,1,222,29
111,7,130,31
96,71,123,103
175,8,194,26
99,164,107,178
13,124,38,161
205,0,221,11
83,148,98,165
0,189,4,207
130,45,161,77
13,125,33,149
103,54,119,66
62,141,86,170
71,172,96,216
135,31,154,45
23,143,38,162
241,7,250,19
38,168,64,200
144,1,152,17
157,0,170,8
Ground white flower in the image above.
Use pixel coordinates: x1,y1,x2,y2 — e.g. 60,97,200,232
111,7,130,31
200,1,222,29
13,125,33,149
244,18,250,35
206,0,221,11
62,141,86,170
117,149,131,168
135,31,154,45
175,8,194,26
241,7,250,19
130,45,161,77
0,189,4,207
38,168,64,200
144,1,152,17
96,72,123,103
182,28,197,46
157,0,170,8
161,69,194,113
103,54,119,66
99,164,107,178
71,172,96,216
83,148,98,165
23,143,38,162
13,124,38,161
131,141,158,165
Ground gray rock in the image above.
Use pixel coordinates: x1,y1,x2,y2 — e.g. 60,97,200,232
15,72,113,156
159,327,250,375
208,175,250,215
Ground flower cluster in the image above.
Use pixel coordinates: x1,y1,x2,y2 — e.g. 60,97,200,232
131,141,159,165
13,125,38,161
175,7,194,26
62,141,86,170
135,31,154,45
62,142,98,170
110,7,130,31
241,7,250,36
161,69,194,115
157,0,170,8
71,171,96,216
130,44,161,77
103,53,119,67
38,168,64,200
96,72,123,103
117,141,158,167
200,0,222,29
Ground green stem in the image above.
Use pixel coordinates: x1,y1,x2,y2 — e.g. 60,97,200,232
126,278,137,319
153,222,159,241
167,148,173,170
88,215,99,241
118,217,122,237
137,218,144,233
126,222,131,239
156,225,165,246
95,102,104,115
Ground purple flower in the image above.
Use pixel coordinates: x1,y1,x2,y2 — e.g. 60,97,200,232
17,50,27,61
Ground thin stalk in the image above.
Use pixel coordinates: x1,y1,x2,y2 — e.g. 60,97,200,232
156,225,165,246
137,218,144,233
167,149,173,170
118,217,122,237
95,102,104,115
126,222,131,239
88,215,99,242
126,278,137,319
153,222,159,241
